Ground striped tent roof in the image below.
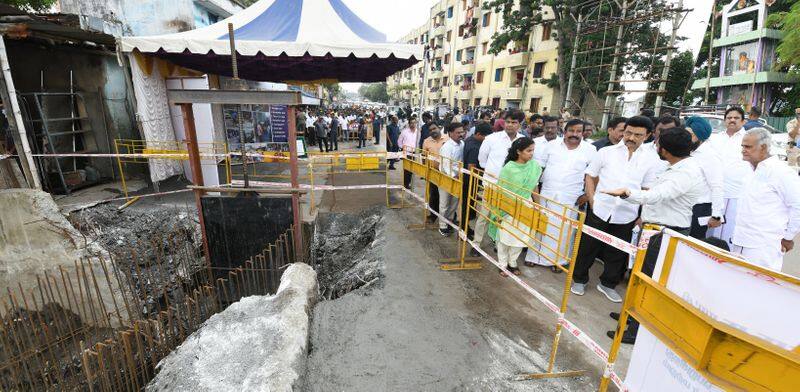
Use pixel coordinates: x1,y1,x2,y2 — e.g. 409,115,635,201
120,0,422,82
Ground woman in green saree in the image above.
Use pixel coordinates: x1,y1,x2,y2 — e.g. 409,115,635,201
495,137,542,276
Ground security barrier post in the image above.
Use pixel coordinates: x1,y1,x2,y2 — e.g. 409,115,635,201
440,168,481,270
408,149,434,230
114,140,129,200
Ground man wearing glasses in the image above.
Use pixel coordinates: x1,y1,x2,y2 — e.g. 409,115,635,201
571,116,662,302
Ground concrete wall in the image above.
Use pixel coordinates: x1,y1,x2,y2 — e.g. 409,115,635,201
57,0,243,36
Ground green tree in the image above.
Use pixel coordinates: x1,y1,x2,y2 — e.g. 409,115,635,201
358,82,389,103
644,50,695,108
483,0,679,113
0,0,56,12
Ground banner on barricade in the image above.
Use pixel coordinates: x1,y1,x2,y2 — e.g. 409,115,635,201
624,231,800,391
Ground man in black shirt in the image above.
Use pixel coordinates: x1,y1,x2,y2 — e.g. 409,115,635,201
592,116,627,150
460,122,492,240
418,112,433,149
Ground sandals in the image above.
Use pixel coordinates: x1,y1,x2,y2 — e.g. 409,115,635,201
500,267,522,277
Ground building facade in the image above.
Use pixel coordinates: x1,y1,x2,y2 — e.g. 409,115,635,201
55,0,244,37
690,0,796,112
388,0,560,113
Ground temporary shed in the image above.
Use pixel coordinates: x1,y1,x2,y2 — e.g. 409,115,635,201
119,0,422,82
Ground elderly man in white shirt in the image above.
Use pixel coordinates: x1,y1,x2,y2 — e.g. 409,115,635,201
707,107,753,245
472,110,526,247
571,116,660,301
525,119,597,272
731,128,800,271
438,123,466,236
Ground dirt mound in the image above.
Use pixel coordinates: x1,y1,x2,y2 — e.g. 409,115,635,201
310,208,385,300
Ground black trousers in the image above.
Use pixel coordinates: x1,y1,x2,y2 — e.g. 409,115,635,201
573,211,636,289
689,203,712,240
358,135,366,148
428,182,439,218
317,137,329,152
627,226,689,336
374,127,381,144
307,128,316,146
403,170,413,190
328,133,338,151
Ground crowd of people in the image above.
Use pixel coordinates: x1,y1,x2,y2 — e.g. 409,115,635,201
379,105,800,343
295,107,388,152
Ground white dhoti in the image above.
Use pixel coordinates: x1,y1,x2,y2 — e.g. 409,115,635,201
730,243,785,272
708,198,738,245
525,193,579,267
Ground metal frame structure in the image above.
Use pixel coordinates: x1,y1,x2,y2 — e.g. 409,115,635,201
564,0,690,128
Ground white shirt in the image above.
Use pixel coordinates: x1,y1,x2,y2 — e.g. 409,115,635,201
533,136,562,165
625,157,705,228
305,117,315,128
539,139,597,202
732,155,800,248
439,139,464,178
641,141,668,177
478,131,524,181
587,142,661,224
707,128,753,198
691,141,725,216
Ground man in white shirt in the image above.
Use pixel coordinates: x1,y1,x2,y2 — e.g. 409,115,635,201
533,116,562,165
473,110,526,246
707,107,753,245
731,128,800,271
603,127,705,232
525,119,597,271
438,123,466,236
684,116,725,239
571,116,659,302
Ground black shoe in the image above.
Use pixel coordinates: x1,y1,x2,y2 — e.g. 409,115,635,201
610,312,620,321
606,329,636,344
469,248,481,257
550,266,562,274
439,228,452,236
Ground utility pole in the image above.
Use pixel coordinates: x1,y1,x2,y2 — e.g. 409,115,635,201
601,0,628,130
654,0,684,117
704,0,717,105
564,13,583,112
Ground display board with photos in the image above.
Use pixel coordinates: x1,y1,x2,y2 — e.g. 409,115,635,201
223,104,304,160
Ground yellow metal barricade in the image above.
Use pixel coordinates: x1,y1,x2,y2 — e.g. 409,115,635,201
601,231,800,392
114,139,230,199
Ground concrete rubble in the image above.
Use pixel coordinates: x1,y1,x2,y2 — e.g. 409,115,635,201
147,263,318,392
0,189,129,325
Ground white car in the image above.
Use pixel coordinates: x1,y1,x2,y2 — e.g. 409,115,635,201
680,114,788,160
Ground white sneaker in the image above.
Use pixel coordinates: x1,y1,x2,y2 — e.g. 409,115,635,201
597,284,622,303
571,283,586,296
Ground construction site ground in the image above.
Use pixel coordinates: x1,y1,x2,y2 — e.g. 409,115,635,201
46,138,800,390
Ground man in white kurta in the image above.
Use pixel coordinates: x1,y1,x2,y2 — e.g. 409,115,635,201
526,119,597,269
731,128,800,271
438,123,465,235
707,107,753,245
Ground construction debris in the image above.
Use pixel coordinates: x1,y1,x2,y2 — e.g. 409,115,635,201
146,263,318,392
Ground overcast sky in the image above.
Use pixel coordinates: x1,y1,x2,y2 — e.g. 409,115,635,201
340,0,714,94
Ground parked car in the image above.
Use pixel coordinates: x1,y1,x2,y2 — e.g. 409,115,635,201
679,114,788,160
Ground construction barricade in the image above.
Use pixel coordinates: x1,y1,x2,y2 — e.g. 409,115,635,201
602,228,800,392
402,148,593,380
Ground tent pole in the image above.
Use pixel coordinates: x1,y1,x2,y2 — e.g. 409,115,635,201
287,107,303,261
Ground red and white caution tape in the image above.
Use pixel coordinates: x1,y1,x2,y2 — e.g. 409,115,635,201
401,188,627,391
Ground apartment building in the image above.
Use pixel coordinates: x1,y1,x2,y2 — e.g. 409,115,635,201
388,0,560,113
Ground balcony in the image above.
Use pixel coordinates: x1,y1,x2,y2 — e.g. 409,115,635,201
498,87,523,100
507,50,530,68
460,35,477,48
433,24,446,37
429,67,443,78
